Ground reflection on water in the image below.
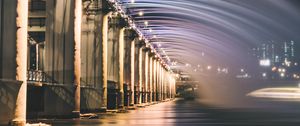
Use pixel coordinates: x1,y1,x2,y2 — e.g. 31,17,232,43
28,98,300,126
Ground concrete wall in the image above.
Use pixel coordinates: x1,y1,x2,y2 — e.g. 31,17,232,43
107,18,119,82
43,0,75,116
45,0,74,84
80,0,105,111
81,87,102,112
43,85,74,116
0,0,2,78
0,1,20,124
0,80,22,125
81,1,103,87
124,32,131,84
1,0,17,80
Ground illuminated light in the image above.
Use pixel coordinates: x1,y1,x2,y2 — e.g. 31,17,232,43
247,87,300,99
262,73,267,77
280,73,285,77
207,65,211,70
293,74,298,78
241,69,244,72
153,35,157,38
158,43,161,47
185,63,189,67
113,12,118,16
138,11,144,16
144,21,148,26
259,59,271,67
222,68,227,72
194,69,197,72
149,28,152,32
295,62,298,66
197,64,200,67
282,68,286,73
131,0,135,3
271,67,277,71
201,52,205,56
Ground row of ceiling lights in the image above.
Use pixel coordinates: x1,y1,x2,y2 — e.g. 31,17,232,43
108,0,173,72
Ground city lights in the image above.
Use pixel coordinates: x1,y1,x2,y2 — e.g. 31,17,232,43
259,59,271,67
262,73,267,77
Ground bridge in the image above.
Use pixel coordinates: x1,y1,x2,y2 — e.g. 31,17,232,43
1,0,300,126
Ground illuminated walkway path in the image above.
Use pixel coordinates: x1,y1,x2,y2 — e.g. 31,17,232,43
28,98,300,126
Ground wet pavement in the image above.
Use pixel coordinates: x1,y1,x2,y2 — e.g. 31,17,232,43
29,98,300,126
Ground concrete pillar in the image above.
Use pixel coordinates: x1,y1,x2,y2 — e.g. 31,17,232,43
118,28,125,108
159,64,164,101
162,69,165,100
173,77,176,98
157,60,160,101
149,57,153,103
152,58,157,101
138,47,143,104
144,51,149,103
12,0,28,125
161,64,163,101
169,73,172,99
130,40,135,106
165,71,168,99
73,0,82,117
100,12,112,111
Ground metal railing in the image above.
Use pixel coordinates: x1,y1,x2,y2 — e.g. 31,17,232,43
27,69,60,83
27,70,46,82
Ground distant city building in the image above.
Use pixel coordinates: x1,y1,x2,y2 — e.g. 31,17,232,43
251,40,299,80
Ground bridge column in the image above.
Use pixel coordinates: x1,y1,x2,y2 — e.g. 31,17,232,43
149,56,153,103
157,60,161,101
138,46,143,104
118,27,125,109
152,58,157,102
164,70,168,100
100,11,112,111
168,72,172,99
160,62,163,101
162,68,165,100
129,39,135,106
162,66,166,100
143,47,149,103
160,65,163,101
11,0,28,125
73,0,81,117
